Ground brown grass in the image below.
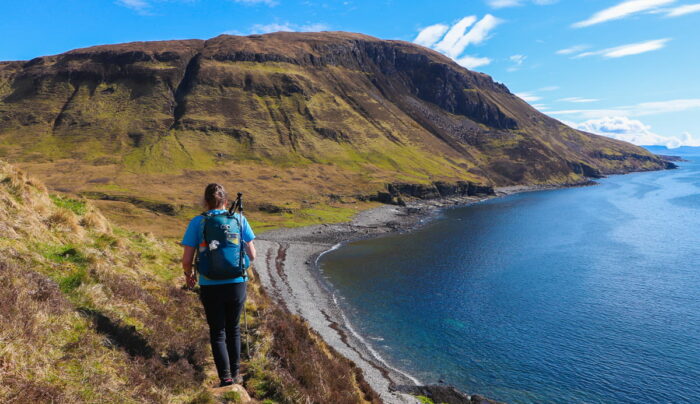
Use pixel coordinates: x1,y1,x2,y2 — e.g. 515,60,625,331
0,159,382,403
241,270,381,404
80,210,112,233
0,161,213,403
46,208,82,234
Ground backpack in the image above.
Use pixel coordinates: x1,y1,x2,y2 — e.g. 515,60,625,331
195,212,250,280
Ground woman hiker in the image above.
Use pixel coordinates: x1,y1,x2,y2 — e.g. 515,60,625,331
181,183,256,387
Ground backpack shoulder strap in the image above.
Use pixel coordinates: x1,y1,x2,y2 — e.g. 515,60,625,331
199,213,209,244
227,212,242,225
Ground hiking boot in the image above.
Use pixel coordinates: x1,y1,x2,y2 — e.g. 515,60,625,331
232,374,243,384
219,378,234,387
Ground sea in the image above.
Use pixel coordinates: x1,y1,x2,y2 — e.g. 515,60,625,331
319,147,700,403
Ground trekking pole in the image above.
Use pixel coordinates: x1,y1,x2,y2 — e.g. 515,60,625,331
235,192,251,360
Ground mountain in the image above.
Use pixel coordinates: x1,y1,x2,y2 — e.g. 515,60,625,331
0,32,673,232
0,159,379,403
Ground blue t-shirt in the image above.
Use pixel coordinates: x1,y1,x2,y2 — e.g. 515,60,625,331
181,209,256,285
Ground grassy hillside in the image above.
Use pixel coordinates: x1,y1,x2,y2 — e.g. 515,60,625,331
0,160,379,403
0,32,672,235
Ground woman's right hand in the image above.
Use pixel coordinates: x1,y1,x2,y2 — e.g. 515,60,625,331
184,272,197,289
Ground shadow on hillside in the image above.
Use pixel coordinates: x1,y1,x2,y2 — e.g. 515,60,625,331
78,308,155,358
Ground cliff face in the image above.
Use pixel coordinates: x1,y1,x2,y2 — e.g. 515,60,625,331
0,32,672,229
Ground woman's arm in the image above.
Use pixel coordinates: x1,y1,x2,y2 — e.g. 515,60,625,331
182,245,197,288
246,240,257,261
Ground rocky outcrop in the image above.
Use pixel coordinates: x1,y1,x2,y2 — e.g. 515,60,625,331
397,384,505,404
79,192,182,215
656,154,686,162
370,180,495,205
567,161,603,179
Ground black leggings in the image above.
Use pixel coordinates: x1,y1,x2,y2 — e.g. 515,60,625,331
199,282,247,380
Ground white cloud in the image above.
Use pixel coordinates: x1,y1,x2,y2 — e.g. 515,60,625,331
514,87,561,102
435,15,502,58
486,0,557,8
665,3,700,16
507,54,527,71
487,0,522,7
413,15,502,70
515,92,542,102
571,116,700,148
559,97,599,103
414,24,450,47
573,0,676,28
573,38,670,58
634,98,700,115
299,23,329,31
434,16,478,57
460,14,503,47
116,0,150,12
118,0,279,14
249,22,329,34
456,55,492,69
556,44,590,55
234,0,279,5
510,54,526,65
548,98,700,119
602,38,670,57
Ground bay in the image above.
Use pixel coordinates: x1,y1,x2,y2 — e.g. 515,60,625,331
320,148,700,403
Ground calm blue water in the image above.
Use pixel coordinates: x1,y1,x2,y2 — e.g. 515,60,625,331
321,149,700,404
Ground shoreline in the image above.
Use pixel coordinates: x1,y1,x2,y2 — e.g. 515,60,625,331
249,162,682,403
252,184,563,403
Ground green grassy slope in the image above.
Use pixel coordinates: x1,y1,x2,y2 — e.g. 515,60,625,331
0,160,379,403
0,32,672,234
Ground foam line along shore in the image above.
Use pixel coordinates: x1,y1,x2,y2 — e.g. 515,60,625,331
252,187,552,403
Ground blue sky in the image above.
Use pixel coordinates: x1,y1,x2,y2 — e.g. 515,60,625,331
2,0,699,147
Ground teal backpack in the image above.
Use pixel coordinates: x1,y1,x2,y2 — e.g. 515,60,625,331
195,212,250,280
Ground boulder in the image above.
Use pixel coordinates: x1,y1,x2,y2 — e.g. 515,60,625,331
209,384,252,403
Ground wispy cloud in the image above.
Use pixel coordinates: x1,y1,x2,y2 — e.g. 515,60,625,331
510,54,526,64
573,0,676,28
570,116,700,148
514,87,560,104
433,16,478,57
486,0,557,8
414,24,449,47
573,38,670,58
116,0,150,13
665,3,700,16
559,97,599,103
556,44,590,55
117,0,280,14
247,22,329,34
434,15,502,58
507,54,526,71
487,0,522,7
456,55,492,69
549,98,700,119
413,15,502,70
233,0,279,6
515,92,542,102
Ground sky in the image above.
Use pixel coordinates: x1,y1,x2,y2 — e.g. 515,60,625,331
1,0,699,148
